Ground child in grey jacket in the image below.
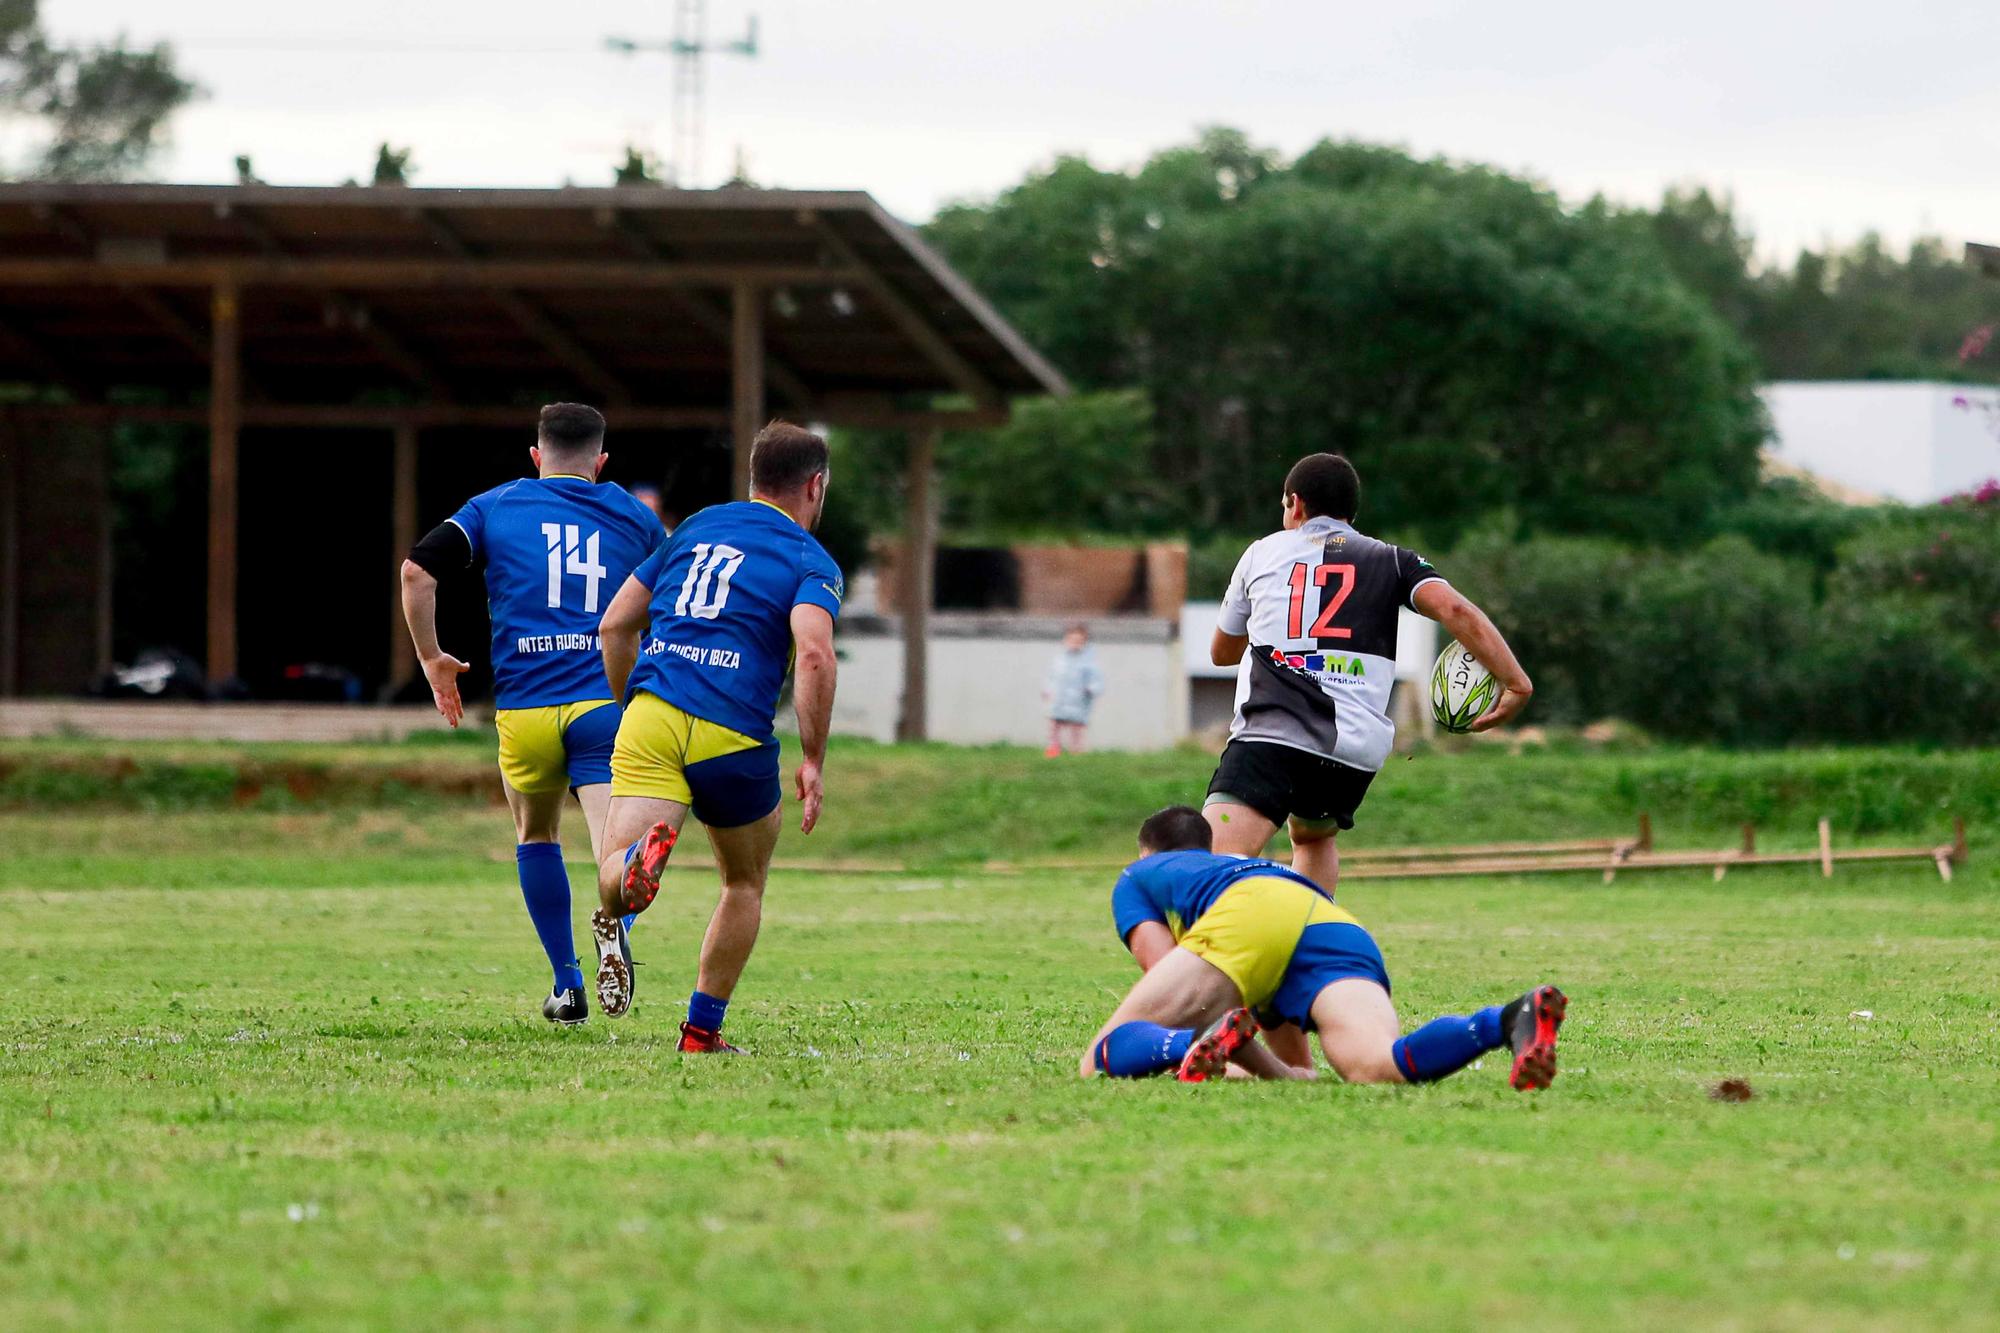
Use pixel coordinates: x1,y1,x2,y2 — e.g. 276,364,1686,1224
1043,623,1106,756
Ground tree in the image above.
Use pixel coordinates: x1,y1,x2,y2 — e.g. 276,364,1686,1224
924,130,1768,545
0,0,198,180
613,144,662,187
371,142,414,187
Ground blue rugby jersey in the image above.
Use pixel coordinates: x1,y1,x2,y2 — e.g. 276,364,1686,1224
447,476,664,709
623,500,844,742
1111,850,1330,943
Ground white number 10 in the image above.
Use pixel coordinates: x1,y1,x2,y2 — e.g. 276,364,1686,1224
541,523,607,612
674,542,745,620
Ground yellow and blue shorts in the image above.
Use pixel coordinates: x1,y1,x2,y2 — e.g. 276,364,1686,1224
609,690,781,828
1177,875,1391,1029
494,699,622,795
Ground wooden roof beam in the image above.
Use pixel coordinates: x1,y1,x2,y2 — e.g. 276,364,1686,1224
0,402,732,429
220,202,456,401
599,209,814,410
0,309,92,396
0,258,850,289
31,205,233,386
806,215,1000,409
415,209,632,406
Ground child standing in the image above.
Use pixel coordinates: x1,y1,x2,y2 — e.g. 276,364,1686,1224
1043,622,1106,756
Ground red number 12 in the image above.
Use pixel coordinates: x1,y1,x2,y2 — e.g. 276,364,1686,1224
1286,562,1356,640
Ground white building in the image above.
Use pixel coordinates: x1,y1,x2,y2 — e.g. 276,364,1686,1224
1762,381,2000,504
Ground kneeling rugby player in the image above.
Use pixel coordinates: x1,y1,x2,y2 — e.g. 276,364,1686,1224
1080,807,1566,1088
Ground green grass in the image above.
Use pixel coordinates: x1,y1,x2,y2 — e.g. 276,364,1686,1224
3,746,1998,1328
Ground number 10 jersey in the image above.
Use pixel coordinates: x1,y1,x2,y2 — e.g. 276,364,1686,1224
623,500,845,744
446,475,665,710
1217,515,1444,773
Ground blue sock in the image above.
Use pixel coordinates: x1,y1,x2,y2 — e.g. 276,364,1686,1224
515,843,583,994
1390,1005,1506,1082
687,990,729,1033
1093,1021,1195,1078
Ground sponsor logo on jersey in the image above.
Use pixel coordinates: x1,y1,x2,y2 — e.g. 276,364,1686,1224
1269,647,1365,677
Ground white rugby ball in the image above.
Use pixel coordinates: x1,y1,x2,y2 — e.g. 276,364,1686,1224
1430,641,1499,734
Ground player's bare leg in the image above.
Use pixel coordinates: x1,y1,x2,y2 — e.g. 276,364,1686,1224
1311,978,1568,1090
573,782,612,865
505,782,567,846
591,794,688,1017
678,806,782,1051
505,781,589,1024
1079,948,1312,1082
1203,800,1277,859
1287,818,1340,892
1201,799,1318,1072
1309,978,1407,1083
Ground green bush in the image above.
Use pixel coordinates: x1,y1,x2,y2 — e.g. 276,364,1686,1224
1448,504,2000,745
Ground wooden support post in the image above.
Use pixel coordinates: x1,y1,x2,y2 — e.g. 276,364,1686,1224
1637,812,1653,852
206,279,242,685
731,282,764,501
388,423,419,694
0,413,17,697
897,427,938,743
91,427,112,678
1818,818,1834,878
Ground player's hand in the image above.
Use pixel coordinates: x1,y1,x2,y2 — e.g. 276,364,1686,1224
1470,683,1533,732
795,759,824,834
421,652,470,727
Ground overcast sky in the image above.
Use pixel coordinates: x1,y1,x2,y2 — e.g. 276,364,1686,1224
39,0,2000,263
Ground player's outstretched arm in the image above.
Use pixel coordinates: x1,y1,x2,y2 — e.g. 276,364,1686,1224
1412,581,1533,731
597,573,651,701
398,560,468,727
789,604,837,835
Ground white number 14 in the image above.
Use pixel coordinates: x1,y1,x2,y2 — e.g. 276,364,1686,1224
541,523,607,612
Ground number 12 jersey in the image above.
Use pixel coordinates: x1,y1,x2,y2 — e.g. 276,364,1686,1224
623,499,845,743
1217,515,1444,772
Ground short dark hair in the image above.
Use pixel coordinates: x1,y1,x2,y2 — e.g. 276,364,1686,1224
1138,805,1212,854
749,420,829,494
1284,452,1360,521
538,403,606,454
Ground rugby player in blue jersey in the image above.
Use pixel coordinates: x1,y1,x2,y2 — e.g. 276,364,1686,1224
1081,807,1567,1089
590,422,842,1053
400,404,665,1025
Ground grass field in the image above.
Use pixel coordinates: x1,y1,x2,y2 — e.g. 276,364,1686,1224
3,740,1997,1328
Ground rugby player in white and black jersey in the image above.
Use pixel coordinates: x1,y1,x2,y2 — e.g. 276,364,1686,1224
1205,453,1533,893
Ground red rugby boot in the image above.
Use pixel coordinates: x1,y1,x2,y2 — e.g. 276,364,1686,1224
677,1022,744,1054
1506,985,1568,1092
620,820,677,915
1176,1008,1258,1083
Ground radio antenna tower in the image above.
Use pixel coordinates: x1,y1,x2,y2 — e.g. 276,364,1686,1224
606,3,760,187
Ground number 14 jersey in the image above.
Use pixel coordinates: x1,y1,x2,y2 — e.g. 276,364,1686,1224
1217,515,1444,772
447,475,664,710
624,500,845,743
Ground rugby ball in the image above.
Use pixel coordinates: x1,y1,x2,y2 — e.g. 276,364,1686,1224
1430,641,1499,734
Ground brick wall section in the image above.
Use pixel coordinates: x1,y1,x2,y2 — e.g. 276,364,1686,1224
874,540,1186,616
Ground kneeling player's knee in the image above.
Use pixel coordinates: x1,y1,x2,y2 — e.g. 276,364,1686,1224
1323,1039,1402,1085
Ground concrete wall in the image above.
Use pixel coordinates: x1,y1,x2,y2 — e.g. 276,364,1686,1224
1763,382,2000,504
832,614,1189,750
